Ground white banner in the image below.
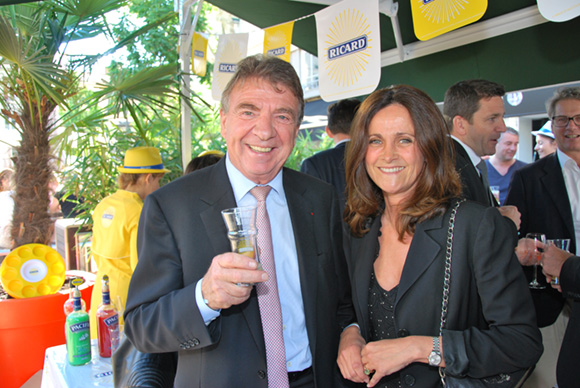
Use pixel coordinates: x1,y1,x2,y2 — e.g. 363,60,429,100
315,0,380,101
537,0,580,22
212,33,249,101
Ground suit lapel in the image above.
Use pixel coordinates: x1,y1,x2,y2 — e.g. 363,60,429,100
199,160,265,356
540,155,575,243
199,160,237,256
350,213,445,334
284,170,319,349
453,139,493,206
396,214,445,305
350,218,380,337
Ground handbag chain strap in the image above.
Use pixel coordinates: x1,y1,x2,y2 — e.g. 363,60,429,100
438,199,464,386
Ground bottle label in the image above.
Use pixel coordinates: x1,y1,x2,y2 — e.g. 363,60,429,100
69,321,90,333
104,314,118,327
66,312,91,366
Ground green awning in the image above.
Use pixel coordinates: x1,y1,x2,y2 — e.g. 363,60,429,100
204,0,580,100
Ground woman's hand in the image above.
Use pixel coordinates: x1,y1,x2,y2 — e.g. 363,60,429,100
337,325,369,384
361,336,438,387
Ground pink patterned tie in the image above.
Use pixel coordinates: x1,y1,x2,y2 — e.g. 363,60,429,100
250,185,289,388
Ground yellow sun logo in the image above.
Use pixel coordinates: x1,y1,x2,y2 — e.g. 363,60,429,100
322,8,372,87
265,30,288,57
411,0,487,40
419,0,469,24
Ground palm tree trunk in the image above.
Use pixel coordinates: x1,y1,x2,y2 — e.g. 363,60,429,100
9,97,57,248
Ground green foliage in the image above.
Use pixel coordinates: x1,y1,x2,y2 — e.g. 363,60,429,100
285,129,333,171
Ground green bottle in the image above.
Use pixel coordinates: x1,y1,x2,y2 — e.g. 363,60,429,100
65,286,92,366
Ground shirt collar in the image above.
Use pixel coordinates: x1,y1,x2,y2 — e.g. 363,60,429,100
335,138,350,147
451,135,482,169
557,149,578,171
225,153,285,204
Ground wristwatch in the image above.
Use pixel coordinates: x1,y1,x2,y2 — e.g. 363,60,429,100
428,337,442,366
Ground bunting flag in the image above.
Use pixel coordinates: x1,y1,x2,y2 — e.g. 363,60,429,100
212,33,249,101
263,21,294,62
537,0,580,22
411,0,488,41
315,0,380,102
192,32,208,77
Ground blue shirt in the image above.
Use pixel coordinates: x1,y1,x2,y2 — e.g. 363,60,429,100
486,159,527,205
195,154,312,372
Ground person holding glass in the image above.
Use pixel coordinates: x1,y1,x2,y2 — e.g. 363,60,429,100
542,244,580,388
337,85,542,387
505,86,580,388
124,55,355,388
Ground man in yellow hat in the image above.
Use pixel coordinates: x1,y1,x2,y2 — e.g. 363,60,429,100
90,146,169,337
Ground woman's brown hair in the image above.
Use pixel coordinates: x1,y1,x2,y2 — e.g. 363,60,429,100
344,85,461,239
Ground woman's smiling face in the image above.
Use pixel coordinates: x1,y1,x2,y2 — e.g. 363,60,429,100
365,104,424,205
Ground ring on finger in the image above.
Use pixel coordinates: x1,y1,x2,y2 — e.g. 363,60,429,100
364,368,371,375
551,276,560,285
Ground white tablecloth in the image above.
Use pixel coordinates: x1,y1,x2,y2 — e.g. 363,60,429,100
41,339,113,388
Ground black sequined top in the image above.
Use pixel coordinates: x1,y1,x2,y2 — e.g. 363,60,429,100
368,270,402,388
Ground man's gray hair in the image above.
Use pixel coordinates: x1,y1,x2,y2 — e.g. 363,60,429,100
220,54,305,123
546,87,580,118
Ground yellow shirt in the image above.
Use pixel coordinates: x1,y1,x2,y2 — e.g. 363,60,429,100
90,189,143,337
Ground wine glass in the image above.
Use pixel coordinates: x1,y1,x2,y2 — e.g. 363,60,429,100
221,206,261,286
526,233,546,289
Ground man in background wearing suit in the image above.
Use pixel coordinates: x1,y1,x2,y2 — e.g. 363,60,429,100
443,79,520,229
542,246,580,388
124,55,355,388
300,98,360,212
506,87,580,388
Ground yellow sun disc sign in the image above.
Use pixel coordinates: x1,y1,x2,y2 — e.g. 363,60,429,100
263,21,294,63
411,0,488,41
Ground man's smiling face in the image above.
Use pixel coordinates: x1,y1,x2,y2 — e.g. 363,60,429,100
220,77,300,184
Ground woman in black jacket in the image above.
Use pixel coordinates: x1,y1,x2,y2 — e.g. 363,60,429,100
337,85,542,388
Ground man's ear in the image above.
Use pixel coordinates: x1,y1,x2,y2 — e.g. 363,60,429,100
219,108,227,138
452,115,468,137
325,126,334,139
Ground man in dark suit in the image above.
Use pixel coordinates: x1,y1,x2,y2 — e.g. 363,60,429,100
124,55,355,388
443,79,520,228
300,98,360,212
506,86,580,388
542,247,580,388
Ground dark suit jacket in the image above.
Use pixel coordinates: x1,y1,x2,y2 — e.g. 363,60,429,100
344,201,541,387
300,141,348,212
557,256,580,388
124,159,355,388
505,153,575,327
452,139,497,207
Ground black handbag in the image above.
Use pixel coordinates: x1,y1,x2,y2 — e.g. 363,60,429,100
437,200,531,388
112,335,177,388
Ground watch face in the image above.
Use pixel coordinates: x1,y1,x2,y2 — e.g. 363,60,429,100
429,352,442,366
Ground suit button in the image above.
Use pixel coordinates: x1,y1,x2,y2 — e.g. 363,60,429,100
257,370,266,379
179,344,185,349
192,338,200,346
403,374,416,386
398,329,409,337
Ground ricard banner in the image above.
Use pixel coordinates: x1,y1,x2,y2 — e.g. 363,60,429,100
411,0,488,41
212,33,249,101
263,21,294,63
315,0,380,102
192,32,208,77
